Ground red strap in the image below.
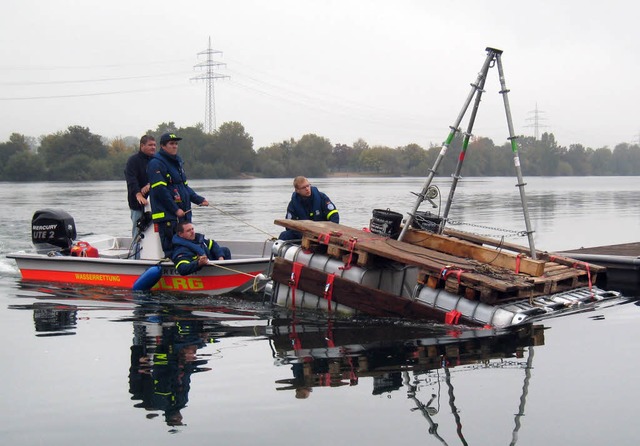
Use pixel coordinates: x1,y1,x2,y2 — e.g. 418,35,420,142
339,238,358,271
445,309,462,325
324,273,336,313
320,373,331,386
317,233,331,245
440,266,464,283
289,319,302,351
573,261,594,298
515,253,523,274
345,356,358,384
326,319,335,348
288,262,304,308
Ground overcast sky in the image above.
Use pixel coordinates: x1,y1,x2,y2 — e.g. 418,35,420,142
2,0,638,150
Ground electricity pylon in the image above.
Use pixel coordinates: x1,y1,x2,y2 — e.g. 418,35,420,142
192,37,229,133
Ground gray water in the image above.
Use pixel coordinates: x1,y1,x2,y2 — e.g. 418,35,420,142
1,176,639,445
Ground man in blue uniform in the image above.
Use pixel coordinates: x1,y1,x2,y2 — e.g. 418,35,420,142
279,176,339,241
171,222,231,276
147,132,209,257
124,135,156,238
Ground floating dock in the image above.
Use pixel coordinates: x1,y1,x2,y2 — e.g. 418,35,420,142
559,242,640,292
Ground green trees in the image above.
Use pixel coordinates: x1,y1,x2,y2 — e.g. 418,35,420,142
0,133,42,180
147,121,255,178
0,123,638,181
37,126,109,181
255,134,333,177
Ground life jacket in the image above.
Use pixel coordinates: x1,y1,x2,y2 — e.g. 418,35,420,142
70,241,99,257
288,186,324,221
171,234,211,259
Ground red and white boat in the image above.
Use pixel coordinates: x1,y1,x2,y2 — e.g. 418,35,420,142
7,209,273,294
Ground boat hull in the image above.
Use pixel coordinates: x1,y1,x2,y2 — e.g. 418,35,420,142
8,239,273,294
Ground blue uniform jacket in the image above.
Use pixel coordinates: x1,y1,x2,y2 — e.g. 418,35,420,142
147,149,205,223
285,186,339,223
171,233,228,276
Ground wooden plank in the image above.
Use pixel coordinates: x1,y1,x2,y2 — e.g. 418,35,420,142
275,220,526,294
443,227,606,273
402,228,546,276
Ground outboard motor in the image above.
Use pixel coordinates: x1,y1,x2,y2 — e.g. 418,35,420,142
31,209,77,254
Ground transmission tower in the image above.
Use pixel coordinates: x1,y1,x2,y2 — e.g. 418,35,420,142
524,103,548,139
192,37,229,133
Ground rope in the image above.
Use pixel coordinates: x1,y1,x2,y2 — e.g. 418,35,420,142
201,204,278,239
206,260,260,278
205,261,268,292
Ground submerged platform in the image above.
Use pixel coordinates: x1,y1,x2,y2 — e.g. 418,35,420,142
275,219,604,302
268,220,619,327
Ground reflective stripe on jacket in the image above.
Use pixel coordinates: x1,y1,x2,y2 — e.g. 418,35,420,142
286,186,339,223
147,149,205,222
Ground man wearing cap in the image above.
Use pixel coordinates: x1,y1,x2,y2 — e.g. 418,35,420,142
147,132,209,257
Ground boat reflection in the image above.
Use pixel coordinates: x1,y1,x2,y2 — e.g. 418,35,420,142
269,317,544,444
9,283,545,439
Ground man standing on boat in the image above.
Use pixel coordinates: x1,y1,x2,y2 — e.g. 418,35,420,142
148,132,209,257
171,222,231,275
125,134,156,239
279,176,339,241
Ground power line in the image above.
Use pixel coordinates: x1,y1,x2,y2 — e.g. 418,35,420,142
191,37,228,133
0,71,190,86
0,83,189,101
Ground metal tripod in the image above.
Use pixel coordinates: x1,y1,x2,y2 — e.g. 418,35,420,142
397,47,537,259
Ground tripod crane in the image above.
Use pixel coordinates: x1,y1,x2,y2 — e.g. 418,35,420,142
398,47,537,259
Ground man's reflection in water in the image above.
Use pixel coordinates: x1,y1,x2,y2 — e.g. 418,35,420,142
128,309,213,429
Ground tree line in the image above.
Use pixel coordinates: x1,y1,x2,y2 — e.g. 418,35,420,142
1,121,639,181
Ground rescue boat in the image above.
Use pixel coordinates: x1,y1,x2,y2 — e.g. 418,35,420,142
8,208,273,294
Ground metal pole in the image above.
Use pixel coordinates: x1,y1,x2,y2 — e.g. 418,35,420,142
493,49,537,258
440,49,495,232
398,50,496,241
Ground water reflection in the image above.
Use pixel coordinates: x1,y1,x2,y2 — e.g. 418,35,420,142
126,306,215,428
9,285,545,441
268,319,543,444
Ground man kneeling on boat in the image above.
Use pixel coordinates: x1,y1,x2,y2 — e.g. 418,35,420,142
171,222,231,275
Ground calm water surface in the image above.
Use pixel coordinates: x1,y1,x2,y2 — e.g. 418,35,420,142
1,176,639,445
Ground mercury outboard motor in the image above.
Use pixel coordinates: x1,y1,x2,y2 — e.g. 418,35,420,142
31,209,77,254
